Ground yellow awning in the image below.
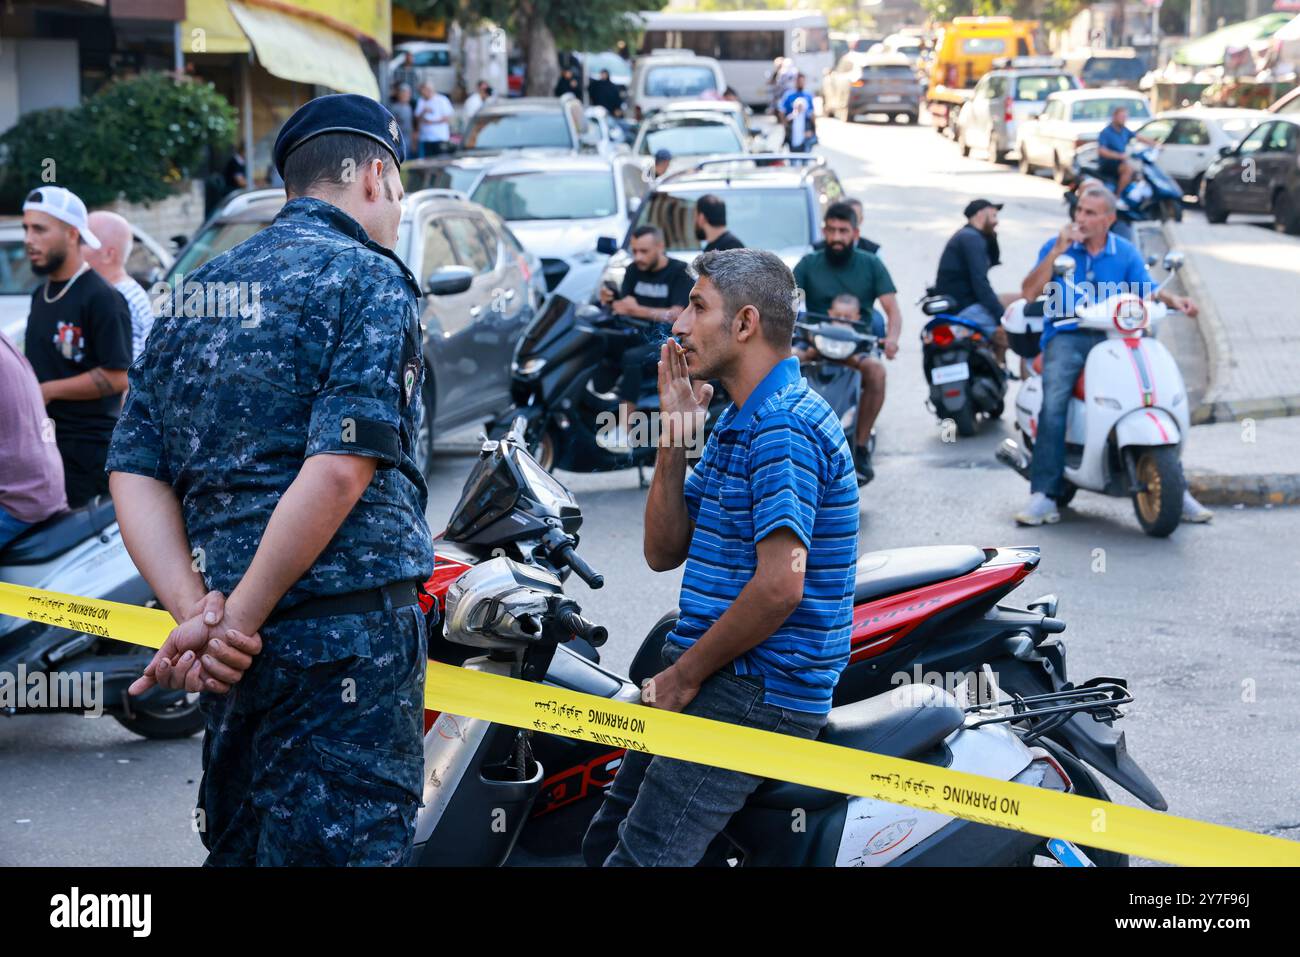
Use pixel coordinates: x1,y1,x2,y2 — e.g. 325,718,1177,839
227,0,379,99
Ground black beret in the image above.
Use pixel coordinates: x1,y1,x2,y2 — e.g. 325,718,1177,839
274,94,407,178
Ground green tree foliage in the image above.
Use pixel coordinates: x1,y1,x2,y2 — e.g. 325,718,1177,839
0,72,236,211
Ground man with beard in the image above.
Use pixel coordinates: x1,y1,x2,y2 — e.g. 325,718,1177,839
932,199,1014,369
694,194,744,252
794,202,901,482
582,249,858,867
21,187,132,507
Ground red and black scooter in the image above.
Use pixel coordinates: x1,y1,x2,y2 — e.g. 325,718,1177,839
414,420,1164,863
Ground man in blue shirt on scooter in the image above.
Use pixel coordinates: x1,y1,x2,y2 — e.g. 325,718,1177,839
1097,105,1159,199
1014,186,1197,527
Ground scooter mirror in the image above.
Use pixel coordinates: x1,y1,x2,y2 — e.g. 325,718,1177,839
1052,255,1076,277
1162,251,1185,271
1145,255,1158,267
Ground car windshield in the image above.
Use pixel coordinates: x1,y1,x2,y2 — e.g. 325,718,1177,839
1072,98,1150,121
464,111,572,151
641,120,742,156
169,221,270,277
472,171,618,220
1014,74,1074,101
1083,58,1145,82
0,238,38,296
633,187,809,252
405,163,485,193
644,66,718,98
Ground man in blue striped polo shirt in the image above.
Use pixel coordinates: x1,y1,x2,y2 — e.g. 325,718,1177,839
582,248,859,867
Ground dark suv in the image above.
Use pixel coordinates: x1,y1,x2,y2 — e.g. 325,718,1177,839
164,187,538,478
597,154,845,292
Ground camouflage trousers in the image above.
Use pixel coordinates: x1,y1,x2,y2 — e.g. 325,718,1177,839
196,602,427,866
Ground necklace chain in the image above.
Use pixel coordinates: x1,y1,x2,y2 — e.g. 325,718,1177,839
42,263,89,304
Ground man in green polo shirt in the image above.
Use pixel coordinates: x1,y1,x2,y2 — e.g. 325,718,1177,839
793,202,903,483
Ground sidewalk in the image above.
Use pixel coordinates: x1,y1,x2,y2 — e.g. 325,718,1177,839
1166,218,1300,423
1161,218,1300,507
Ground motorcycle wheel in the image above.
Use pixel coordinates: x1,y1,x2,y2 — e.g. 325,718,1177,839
1131,447,1184,537
112,693,205,739
951,404,977,437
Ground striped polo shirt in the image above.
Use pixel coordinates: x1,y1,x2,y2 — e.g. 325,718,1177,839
671,356,859,714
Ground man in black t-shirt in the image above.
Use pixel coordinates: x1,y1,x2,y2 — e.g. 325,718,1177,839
597,226,693,448
22,187,132,507
695,194,745,252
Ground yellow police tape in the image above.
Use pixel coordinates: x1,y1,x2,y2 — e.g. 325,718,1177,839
2,580,1297,867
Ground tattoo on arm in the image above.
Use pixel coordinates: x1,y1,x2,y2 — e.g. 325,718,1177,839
89,368,115,397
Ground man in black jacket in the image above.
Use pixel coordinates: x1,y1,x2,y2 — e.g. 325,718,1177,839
932,199,1013,369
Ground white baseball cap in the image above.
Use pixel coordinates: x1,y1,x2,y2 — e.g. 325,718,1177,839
22,186,101,249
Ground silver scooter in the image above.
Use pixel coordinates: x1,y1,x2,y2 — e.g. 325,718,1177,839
0,497,204,738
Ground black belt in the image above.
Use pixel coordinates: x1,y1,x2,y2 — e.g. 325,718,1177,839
268,581,421,623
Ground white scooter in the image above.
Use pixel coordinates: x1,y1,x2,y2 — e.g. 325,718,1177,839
997,252,1191,537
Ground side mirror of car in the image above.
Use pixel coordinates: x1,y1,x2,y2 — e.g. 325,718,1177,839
1052,255,1076,277
426,265,474,296
596,236,619,255
1219,144,1233,157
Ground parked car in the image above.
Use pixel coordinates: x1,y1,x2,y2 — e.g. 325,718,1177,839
460,95,606,157
1016,87,1152,182
632,110,751,173
0,216,172,348
630,51,727,122
596,154,845,301
390,41,455,94
1132,107,1269,197
956,57,1077,163
467,153,649,293
164,187,538,479
822,52,923,125
1200,116,1300,234
1068,50,1148,91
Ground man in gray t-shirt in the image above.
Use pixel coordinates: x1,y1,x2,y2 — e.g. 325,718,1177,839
0,332,67,547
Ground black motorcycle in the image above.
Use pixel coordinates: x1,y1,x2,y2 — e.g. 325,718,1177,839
487,294,729,482
918,294,1006,437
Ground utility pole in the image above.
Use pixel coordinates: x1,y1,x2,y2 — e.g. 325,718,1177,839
1189,0,1204,38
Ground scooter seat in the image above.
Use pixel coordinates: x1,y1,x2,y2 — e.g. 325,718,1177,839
852,545,986,605
0,497,116,566
747,684,964,810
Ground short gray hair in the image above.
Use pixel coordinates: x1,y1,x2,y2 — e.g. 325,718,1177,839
1078,184,1118,217
690,248,795,347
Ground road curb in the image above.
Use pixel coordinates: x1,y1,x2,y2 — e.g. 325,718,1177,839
1185,471,1300,507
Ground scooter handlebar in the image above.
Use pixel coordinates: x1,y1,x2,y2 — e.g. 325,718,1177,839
558,542,605,590
557,608,608,647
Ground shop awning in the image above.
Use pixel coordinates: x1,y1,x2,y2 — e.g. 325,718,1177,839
228,0,379,98
1173,12,1296,67
181,0,386,97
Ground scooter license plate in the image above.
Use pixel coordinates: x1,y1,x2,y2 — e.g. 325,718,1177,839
930,362,970,385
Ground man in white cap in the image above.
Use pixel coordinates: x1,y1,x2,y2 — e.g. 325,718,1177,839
84,211,155,360
22,186,132,507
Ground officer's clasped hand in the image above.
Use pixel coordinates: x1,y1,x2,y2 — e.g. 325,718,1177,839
128,590,264,697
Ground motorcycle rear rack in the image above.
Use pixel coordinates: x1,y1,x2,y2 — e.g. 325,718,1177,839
962,679,1133,744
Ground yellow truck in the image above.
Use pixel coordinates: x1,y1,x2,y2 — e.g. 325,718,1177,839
926,17,1039,136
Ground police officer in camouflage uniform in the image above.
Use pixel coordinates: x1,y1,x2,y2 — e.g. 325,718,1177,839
107,95,434,866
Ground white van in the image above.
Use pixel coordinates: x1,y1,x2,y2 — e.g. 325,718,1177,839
630,52,728,121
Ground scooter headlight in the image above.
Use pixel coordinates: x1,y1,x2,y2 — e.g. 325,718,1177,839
514,357,547,376
1111,295,1148,333
813,334,856,360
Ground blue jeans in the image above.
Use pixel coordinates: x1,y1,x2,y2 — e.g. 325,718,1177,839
0,506,33,549
1029,330,1107,497
582,641,826,867
957,302,1000,338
